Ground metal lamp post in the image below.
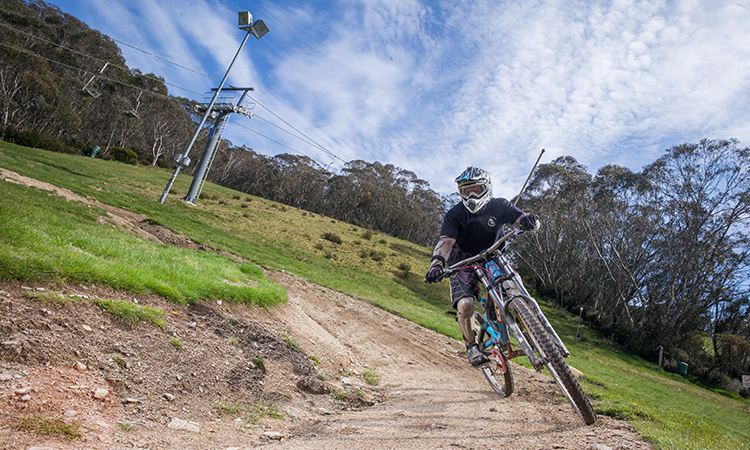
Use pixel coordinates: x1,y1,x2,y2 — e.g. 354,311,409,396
159,12,269,204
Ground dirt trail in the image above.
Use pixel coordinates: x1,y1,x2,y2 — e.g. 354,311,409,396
0,168,650,449
254,271,648,450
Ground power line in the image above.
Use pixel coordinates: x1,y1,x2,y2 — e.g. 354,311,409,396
1,21,349,169
0,42,201,98
227,118,333,170
0,22,202,97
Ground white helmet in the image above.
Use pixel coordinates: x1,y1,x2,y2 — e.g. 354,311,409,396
455,166,492,214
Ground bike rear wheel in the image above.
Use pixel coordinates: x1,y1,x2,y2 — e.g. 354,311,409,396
510,296,597,425
481,348,514,397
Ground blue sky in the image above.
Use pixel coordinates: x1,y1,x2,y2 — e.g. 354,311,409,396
47,0,750,198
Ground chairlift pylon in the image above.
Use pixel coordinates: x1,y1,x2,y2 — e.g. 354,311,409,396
122,91,143,118
80,61,109,98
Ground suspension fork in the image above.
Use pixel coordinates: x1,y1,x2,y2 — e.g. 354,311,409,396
494,255,571,357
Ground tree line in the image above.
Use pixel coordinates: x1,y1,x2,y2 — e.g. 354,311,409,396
0,0,445,245
1,0,748,395
515,140,749,394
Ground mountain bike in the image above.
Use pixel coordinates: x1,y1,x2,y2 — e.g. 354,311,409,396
436,225,597,425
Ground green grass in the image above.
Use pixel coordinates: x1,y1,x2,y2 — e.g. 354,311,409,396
0,173,286,307
537,302,750,450
213,399,285,424
252,357,265,371
94,298,167,327
282,331,300,350
22,290,83,305
1,142,748,450
7,414,81,441
169,336,183,349
363,369,381,386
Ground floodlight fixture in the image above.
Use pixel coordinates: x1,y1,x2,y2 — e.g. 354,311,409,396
238,11,253,29
250,20,269,39
238,11,269,39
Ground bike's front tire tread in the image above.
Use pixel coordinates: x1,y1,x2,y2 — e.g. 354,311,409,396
510,297,597,425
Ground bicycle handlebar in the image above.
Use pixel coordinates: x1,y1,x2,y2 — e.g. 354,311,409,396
434,226,524,282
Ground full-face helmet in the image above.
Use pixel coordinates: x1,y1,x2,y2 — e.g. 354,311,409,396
455,166,492,214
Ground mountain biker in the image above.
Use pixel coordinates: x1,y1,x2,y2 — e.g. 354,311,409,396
424,166,538,367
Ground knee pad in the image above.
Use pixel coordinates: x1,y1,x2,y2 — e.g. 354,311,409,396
456,297,474,316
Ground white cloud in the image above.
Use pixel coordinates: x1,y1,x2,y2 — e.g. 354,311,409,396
50,0,750,197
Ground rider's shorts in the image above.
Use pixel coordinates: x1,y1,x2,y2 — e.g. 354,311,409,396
448,246,479,309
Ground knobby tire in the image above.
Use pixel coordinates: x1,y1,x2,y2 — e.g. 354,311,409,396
510,297,597,425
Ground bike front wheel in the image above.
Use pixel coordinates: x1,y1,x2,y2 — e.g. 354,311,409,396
510,296,597,425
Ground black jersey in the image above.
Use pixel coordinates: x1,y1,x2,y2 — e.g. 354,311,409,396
440,198,524,258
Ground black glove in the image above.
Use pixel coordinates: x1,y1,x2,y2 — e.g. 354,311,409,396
425,264,444,283
519,213,537,230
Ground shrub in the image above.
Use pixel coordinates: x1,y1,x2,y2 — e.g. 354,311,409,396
111,146,138,165
370,251,386,262
322,232,342,244
362,230,373,240
2,128,66,153
397,261,411,279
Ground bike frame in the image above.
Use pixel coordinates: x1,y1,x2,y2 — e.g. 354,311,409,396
435,219,597,423
444,227,570,371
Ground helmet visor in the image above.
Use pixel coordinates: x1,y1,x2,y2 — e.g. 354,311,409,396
459,182,488,200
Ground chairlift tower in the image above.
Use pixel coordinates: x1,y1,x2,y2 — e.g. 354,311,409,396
183,87,255,204
158,11,269,204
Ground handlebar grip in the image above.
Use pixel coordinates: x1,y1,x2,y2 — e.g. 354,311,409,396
436,267,455,282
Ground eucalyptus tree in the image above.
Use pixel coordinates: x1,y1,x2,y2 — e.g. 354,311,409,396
265,153,329,211
638,139,750,358
584,164,659,343
516,156,595,308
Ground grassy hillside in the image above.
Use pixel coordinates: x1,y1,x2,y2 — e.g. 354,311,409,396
1,142,748,450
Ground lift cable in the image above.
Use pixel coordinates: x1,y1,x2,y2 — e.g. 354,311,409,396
112,37,219,82
227,118,331,168
0,42,201,98
0,22,202,97
2,23,349,169
248,98,345,163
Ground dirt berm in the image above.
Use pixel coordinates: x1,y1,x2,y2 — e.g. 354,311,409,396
0,169,651,449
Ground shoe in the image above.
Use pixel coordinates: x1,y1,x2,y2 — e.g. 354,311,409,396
467,343,488,367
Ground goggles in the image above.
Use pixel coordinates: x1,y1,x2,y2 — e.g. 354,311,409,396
458,182,488,199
